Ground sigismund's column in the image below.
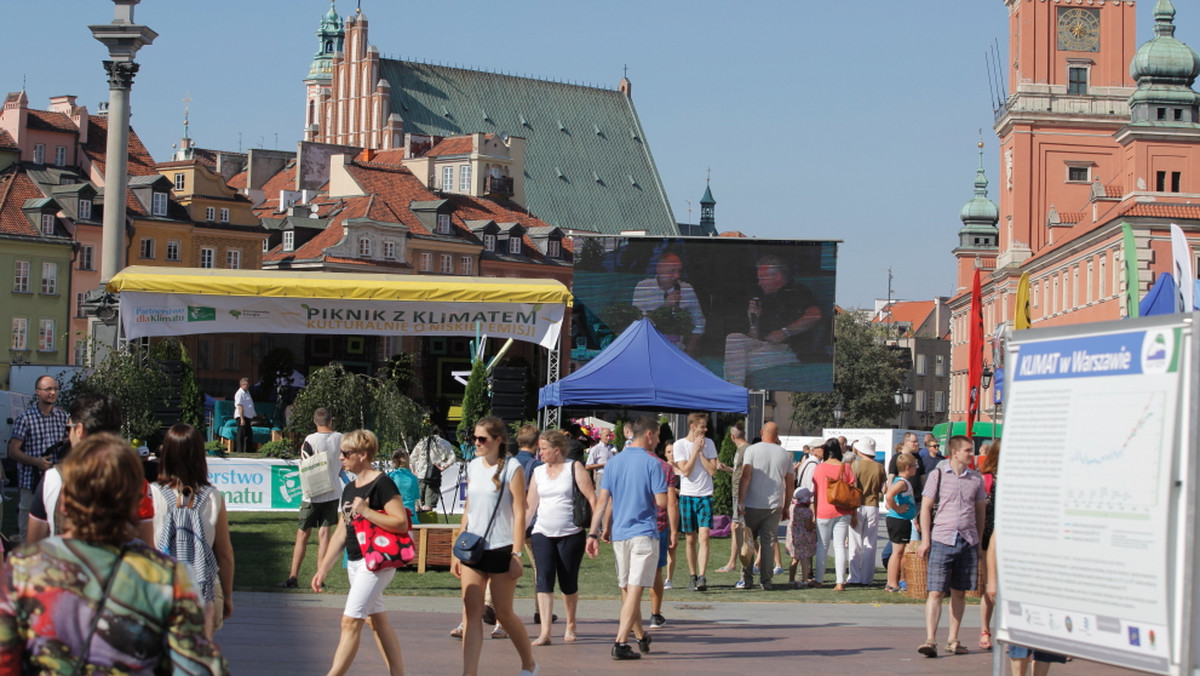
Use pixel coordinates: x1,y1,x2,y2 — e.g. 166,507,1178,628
89,0,156,284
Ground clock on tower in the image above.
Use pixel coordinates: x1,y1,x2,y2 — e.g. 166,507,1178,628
1058,7,1100,53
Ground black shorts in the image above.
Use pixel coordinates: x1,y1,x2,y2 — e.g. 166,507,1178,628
886,517,913,544
464,545,515,575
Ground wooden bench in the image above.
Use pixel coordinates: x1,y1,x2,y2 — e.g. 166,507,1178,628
412,523,460,573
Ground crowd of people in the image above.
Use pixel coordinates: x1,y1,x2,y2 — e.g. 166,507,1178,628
3,374,1053,674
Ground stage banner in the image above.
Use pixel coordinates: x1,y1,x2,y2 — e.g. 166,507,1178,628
121,291,565,349
207,457,304,512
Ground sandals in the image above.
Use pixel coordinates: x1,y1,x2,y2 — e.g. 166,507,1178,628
947,640,968,655
492,625,509,639
979,630,993,650
917,641,937,658
884,585,901,593
564,628,577,643
531,636,551,646
450,623,464,639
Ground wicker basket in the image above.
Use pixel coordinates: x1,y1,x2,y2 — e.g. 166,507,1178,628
903,548,985,599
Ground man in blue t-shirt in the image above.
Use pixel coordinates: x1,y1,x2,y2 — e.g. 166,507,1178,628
587,416,668,661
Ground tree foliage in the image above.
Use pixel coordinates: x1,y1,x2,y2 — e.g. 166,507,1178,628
790,311,905,433
456,359,490,450
712,427,736,516
287,362,426,455
60,343,169,443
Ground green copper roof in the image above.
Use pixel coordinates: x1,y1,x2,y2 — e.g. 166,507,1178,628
700,183,715,205
960,144,998,225
379,59,677,235
1131,0,1200,82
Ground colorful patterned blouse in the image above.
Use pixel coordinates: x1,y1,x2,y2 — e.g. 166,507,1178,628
0,537,228,675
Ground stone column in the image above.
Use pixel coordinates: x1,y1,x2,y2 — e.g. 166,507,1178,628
99,60,139,283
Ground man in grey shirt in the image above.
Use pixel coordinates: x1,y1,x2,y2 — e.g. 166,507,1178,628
736,421,794,590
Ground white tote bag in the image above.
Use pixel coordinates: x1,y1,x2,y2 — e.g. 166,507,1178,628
298,444,335,501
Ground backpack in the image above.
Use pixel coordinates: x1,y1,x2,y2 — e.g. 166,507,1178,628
156,484,219,602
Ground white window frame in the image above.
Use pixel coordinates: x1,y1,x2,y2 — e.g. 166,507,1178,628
226,249,241,270
508,236,521,254
38,319,54,352
460,255,472,275
383,241,396,260
419,252,433,272
40,262,57,295
219,208,230,223
442,166,455,192
32,144,44,164
14,260,30,293
547,240,561,258
437,213,451,234
76,292,88,319
54,146,66,167
1100,254,1107,297
205,206,216,221
41,214,55,235
935,354,946,377
358,236,372,258
483,234,496,252
440,254,453,274
915,390,927,413
1087,260,1094,303
283,230,295,252
151,192,168,216
200,247,215,269
78,198,91,220
460,164,471,194
915,353,927,376
262,239,269,253
139,237,155,260
174,173,185,191
11,318,28,350
166,240,181,262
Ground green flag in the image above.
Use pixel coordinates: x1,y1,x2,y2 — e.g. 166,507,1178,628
1122,222,1139,319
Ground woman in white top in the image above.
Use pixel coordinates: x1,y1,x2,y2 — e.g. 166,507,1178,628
452,416,538,676
526,429,596,645
150,423,234,639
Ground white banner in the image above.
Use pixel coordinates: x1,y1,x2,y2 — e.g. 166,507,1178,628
121,291,565,348
207,457,304,511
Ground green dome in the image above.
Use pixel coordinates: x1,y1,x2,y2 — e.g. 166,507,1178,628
1130,0,1200,83
960,144,998,225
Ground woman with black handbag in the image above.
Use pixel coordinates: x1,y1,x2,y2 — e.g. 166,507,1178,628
526,429,596,646
452,416,538,676
311,429,408,676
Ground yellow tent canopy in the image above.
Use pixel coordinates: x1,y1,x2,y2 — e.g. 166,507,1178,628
107,266,573,306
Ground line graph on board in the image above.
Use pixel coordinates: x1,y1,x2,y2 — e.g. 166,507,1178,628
1063,391,1166,515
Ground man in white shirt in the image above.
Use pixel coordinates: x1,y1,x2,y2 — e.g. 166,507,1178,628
233,377,257,454
278,407,343,588
736,421,794,590
586,427,617,487
631,251,706,355
672,412,729,591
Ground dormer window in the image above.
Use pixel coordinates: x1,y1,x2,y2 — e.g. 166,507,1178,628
460,165,471,194
437,213,452,234
508,236,522,255
547,240,561,258
151,192,168,216
484,234,496,252
442,166,455,192
219,208,230,223
384,241,396,260
359,236,372,258
283,230,295,252
41,214,55,235
205,206,215,221
78,199,91,220
174,173,186,191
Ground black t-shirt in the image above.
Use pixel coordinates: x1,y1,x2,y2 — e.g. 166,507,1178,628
341,474,401,561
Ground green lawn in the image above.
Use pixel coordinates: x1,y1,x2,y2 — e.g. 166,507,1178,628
229,512,929,604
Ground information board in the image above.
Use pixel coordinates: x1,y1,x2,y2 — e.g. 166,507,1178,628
996,314,1195,674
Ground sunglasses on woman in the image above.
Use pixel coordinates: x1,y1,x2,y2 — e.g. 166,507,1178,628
473,435,491,444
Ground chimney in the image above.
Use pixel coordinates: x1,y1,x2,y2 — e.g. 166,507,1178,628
48,95,77,114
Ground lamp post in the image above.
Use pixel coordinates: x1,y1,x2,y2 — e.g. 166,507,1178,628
894,385,914,428
981,364,994,423
832,399,845,426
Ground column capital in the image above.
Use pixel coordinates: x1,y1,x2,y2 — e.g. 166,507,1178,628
102,60,140,91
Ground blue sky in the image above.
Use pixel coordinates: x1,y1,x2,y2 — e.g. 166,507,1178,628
6,1,1198,308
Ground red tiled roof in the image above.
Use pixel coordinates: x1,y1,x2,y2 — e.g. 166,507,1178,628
718,231,747,238
424,136,474,157
344,162,444,235
1119,202,1200,219
83,117,158,178
26,109,76,134
874,300,934,331
0,129,17,150
227,170,247,190
263,197,364,263
1105,183,1123,198
251,164,300,214
1059,212,1085,224
0,168,43,237
363,149,408,166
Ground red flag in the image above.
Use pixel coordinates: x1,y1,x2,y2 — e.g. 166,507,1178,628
967,268,984,438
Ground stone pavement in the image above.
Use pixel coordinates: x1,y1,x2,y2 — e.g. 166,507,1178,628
219,592,1140,675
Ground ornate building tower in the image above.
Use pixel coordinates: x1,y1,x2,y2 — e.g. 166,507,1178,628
304,2,344,142
699,182,716,231
953,142,1000,293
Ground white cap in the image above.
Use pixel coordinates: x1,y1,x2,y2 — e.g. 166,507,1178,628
853,438,876,455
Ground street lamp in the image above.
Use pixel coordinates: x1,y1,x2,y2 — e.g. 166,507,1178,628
832,400,845,425
894,386,914,428
981,364,994,391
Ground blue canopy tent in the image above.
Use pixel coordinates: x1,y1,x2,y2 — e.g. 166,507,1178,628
539,318,749,413
1139,272,1178,316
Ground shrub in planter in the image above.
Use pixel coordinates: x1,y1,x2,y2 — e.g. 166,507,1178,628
258,440,294,459
204,440,226,457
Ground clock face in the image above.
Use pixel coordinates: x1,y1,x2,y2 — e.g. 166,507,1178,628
1058,8,1100,52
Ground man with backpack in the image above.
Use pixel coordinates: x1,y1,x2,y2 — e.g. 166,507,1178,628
278,407,342,589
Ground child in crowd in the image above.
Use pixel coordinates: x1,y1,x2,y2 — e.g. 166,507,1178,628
884,453,918,593
786,487,816,588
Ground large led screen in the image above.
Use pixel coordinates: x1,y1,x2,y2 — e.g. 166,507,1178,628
571,237,837,393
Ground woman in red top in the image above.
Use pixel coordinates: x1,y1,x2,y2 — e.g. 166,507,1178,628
811,438,855,591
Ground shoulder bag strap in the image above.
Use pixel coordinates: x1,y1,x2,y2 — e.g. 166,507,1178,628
480,459,509,542
72,544,128,676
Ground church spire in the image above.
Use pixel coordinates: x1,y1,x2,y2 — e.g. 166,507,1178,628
1128,0,1200,125
699,171,715,231
307,1,344,83
956,141,998,251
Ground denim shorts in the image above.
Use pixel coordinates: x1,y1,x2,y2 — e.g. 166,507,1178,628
925,535,978,593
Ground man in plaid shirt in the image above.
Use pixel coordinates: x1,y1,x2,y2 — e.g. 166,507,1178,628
7,375,69,541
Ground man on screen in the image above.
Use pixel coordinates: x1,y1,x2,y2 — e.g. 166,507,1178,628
632,251,706,355
723,255,824,386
